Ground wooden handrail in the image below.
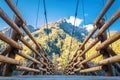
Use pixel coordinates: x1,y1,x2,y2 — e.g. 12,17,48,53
17,51,40,64
97,55,120,65
80,66,102,73
93,0,115,26
0,55,22,65
95,9,120,38
70,0,115,62
16,66,40,73
96,31,120,51
5,0,51,63
0,32,22,50
0,8,24,36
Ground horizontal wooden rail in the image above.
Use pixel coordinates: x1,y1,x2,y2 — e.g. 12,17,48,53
19,37,41,57
19,37,47,65
95,9,120,38
0,8,24,36
72,29,120,74
0,32,22,50
39,67,47,72
79,0,114,50
5,0,51,63
21,39,51,69
22,24,46,56
22,63,34,75
78,27,98,51
0,55,22,65
40,58,48,66
79,38,99,57
73,61,80,67
80,66,102,73
70,0,114,62
80,55,120,73
93,0,115,25
96,31,120,51
16,66,40,73
74,67,81,72
17,51,40,64
97,55,120,65
74,32,120,72
80,52,101,65
5,0,25,24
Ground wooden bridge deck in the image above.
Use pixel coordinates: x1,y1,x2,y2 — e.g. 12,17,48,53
0,75,120,80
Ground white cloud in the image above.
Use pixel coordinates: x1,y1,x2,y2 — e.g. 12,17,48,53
83,24,94,32
66,16,83,27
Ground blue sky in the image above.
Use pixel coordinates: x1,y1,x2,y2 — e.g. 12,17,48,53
0,0,120,31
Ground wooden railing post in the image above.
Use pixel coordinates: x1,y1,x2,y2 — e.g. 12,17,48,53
96,18,113,76
32,46,39,75
3,16,22,76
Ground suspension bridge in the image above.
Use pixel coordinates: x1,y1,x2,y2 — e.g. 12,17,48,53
0,0,120,79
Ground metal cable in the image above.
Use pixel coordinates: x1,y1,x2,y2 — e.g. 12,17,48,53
35,0,40,29
68,0,79,62
43,0,49,34
43,0,50,50
82,0,85,27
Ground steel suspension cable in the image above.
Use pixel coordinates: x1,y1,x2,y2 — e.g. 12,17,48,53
43,0,50,50
35,0,40,29
43,0,49,37
67,0,79,62
82,0,85,27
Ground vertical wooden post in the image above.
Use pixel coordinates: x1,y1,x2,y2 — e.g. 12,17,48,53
32,54,38,75
80,46,87,75
96,18,113,76
41,58,47,75
3,16,22,76
32,46,39,75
